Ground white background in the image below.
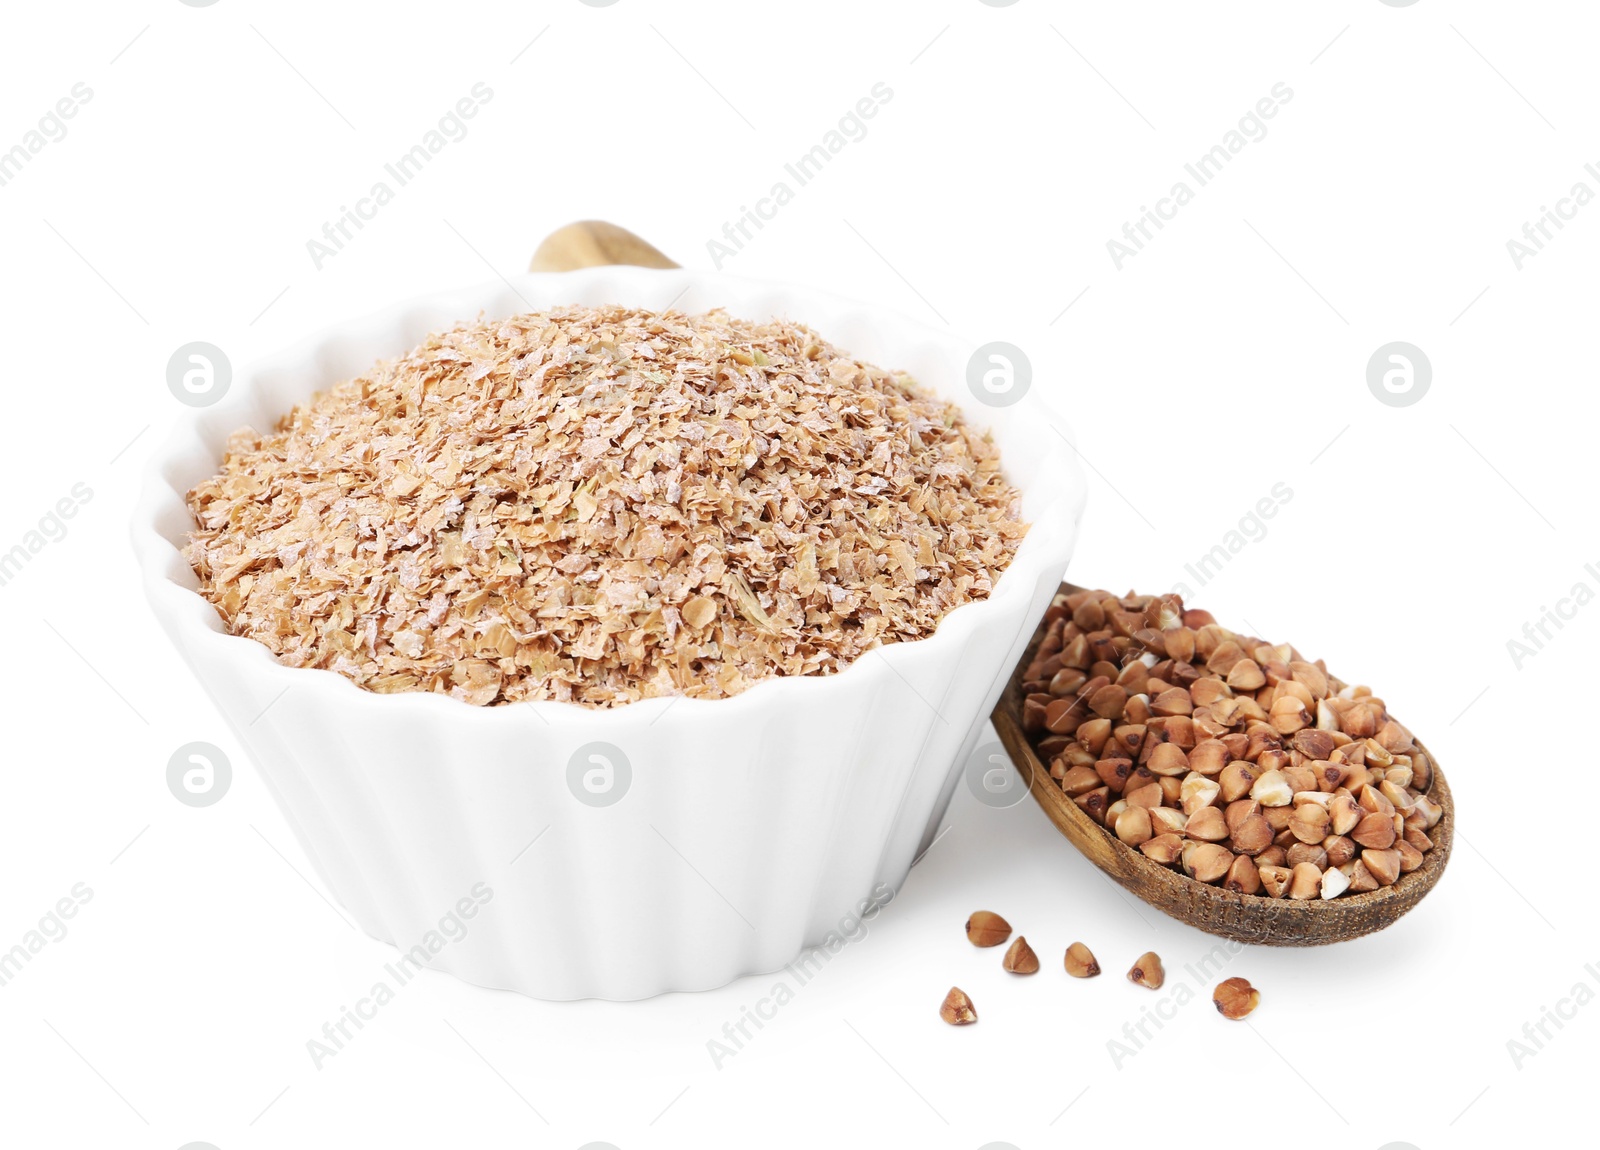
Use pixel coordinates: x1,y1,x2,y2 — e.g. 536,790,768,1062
0,1,1591,1147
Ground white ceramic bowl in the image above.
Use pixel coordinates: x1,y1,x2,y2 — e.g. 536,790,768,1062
133,267,1087,1000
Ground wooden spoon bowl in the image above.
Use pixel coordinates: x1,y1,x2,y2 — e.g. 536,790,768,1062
990,584,1454,946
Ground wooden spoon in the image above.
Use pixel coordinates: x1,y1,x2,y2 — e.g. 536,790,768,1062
990,583,1453,946
530,220,678,272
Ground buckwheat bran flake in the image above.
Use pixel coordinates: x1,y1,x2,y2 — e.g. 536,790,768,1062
185,306,1026,707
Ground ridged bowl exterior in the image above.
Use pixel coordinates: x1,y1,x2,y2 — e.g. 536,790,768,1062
133,268,1087,999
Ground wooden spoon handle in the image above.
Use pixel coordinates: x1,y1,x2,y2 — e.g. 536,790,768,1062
529,221,679,272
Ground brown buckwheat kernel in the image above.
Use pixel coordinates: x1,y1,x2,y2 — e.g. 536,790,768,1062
965,911,1012,948
940,986,978,1025
1213,977,1260,1020
1128,951,1166,989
